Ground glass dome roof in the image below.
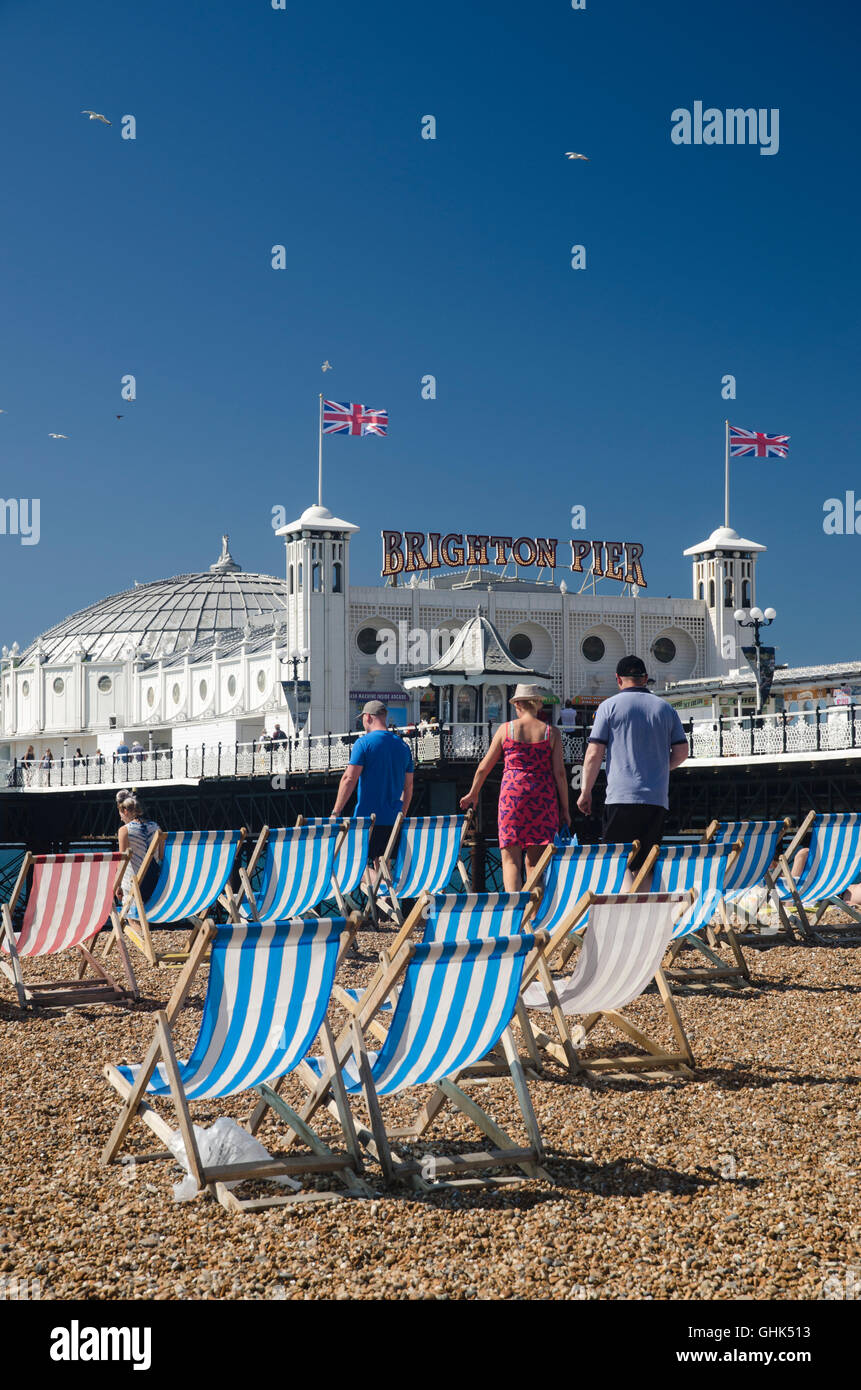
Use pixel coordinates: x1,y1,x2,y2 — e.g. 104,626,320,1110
21,539,288,664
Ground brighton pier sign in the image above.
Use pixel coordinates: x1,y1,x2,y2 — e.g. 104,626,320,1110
381,531,647,587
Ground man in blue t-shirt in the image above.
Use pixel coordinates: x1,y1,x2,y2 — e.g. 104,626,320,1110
577,655,689,870
331,699,414,864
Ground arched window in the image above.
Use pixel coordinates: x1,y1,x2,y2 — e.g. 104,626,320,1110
724,577,733,607
288,564,294,595
332,561,343,593
312,562,322,593
697,581,704,600
297,562,303,592
742,579,751,607
708,579,715,607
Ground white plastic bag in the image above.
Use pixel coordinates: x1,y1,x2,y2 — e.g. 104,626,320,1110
167,1116,302,1202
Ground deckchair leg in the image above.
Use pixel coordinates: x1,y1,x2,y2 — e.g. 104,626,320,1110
655,968,695,1067
101,1022,172,1165
498,1026,549,1172
154,1012,206,1190
436,1073,546,1181
349,1020,394,1182
777,856,814,939
534,951,582,1073
514,998,543,1073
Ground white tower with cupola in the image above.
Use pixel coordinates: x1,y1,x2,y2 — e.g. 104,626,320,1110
684,525,766,675
275,503,359,735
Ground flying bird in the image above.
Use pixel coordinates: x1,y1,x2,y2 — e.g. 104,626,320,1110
116,414,124,419
81,110,111,125
565,151,589,160
321,360,333,372
48,433,68,439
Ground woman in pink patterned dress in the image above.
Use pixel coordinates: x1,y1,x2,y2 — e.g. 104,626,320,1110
460,685,570,890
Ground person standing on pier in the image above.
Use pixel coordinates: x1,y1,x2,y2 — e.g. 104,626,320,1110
577,655,689,874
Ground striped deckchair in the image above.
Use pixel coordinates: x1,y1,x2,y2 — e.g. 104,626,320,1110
528,841,654,971
704,818,796,940
521,892,695,1077
236,824,340,925
1,852,137,1008
776,813,861,935
374,813,471,925
297,932,550,1189
102,915,367,1214
648,842,746,983
122,829,245,968
296,816,376,917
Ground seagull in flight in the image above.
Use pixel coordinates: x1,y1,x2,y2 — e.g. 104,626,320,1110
48,433,68,439
565,151,589,160
321,360,333,372
81,110,111,125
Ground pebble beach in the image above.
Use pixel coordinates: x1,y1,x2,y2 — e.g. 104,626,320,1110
1,923,857,1302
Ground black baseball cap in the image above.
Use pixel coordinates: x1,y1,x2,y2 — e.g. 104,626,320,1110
616,655,649,679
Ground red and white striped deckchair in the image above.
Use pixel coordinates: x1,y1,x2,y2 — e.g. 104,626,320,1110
0,852,138,1009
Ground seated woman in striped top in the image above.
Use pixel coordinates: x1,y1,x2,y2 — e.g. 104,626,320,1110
115,792,163,903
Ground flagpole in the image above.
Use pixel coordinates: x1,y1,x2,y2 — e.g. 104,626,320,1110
318,393,323,507
724,418,730,528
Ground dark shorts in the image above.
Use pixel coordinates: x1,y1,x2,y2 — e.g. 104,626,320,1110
602,804,666,871
368,824,400,863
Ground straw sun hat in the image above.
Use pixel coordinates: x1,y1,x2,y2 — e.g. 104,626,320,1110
509,684,549,703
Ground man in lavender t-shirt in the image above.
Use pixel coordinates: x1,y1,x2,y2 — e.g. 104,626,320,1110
577,655,689,869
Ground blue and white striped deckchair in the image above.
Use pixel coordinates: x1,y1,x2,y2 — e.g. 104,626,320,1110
239,825,340,925
376,816,470,923
122,829,245,968
421,891,534,944
776,813,861,933
711,821,788,899
529,842,645,968
102,915,367,1212
521,892,695,1076
651,843,747,982
299,816,376,913
303,932,549,1187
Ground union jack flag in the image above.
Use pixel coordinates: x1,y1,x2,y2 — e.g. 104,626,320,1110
729,425,790,458
322,400,388,436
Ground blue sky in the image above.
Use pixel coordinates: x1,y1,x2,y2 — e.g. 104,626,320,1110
1,0,858,665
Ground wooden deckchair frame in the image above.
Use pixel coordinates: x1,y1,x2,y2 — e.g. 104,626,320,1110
517,890,698,1080
101,917,369,1214
119,829,246,968
1,851,138,1009
269,931,551,1191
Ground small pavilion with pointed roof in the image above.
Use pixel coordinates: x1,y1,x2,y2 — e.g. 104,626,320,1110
402,609,552,726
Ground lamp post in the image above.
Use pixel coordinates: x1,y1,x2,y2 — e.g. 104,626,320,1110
733,606,777,715
285,647,310,739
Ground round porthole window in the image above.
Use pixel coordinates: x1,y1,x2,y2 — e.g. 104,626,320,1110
97,675,112,694
509,633,533,660
172,683,181,704
53,677,65,694
356,627,380,656
582,636,605,663
21,680,30,697
227,674,237,697
199,680,208,700
146,687,155,707
653,637,676,664
257,670,266,692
